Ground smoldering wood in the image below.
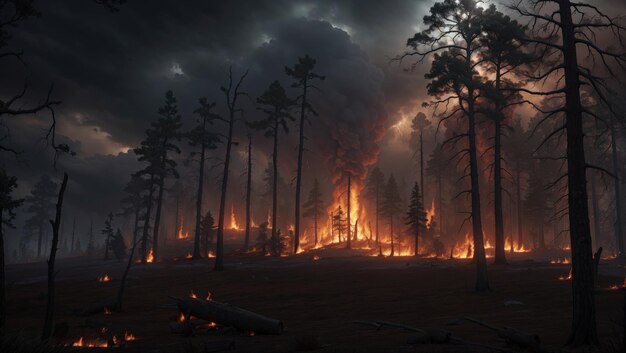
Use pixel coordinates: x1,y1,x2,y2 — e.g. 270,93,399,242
173,297,283,335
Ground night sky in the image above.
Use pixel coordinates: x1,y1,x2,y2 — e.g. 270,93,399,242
2,0,624,253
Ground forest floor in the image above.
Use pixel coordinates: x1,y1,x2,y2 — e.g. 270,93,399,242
5,238,626,353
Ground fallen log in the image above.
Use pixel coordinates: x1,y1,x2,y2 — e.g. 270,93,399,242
173,297,283,335
454,317,552,353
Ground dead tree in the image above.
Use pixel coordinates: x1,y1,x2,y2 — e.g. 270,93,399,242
42,173,68,341
215,67,248,271
510,0,626,345
244,133,252,248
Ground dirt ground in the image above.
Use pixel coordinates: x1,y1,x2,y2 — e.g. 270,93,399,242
5,241,626,353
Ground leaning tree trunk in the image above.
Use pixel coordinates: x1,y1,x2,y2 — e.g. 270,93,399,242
610,116,624,257
42,173,68,341
294,81,308,254
114,208,140,312
467,94,489,292
271,117,279,245
193,119,207,259
559,0,597,345
245,133,252,249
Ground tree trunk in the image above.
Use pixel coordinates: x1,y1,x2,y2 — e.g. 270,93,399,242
467,93,489,291
610,116,624,257
294,81,308,254
0,208,5,329
193,118,207,259
140,175,155,264
494,117,506,264
589,173,601,249
346,175,352,249
37,224,43,258
70,217,76,253
42,173,68,341
516,165,523,250
215,112,234,271
438,173,443,237
559,0,597,345
420,132,425,204
377,187,381,256
114,208,139,312
271,116,279,246
245,133,252,249
390,215,394,256
152,176,165,261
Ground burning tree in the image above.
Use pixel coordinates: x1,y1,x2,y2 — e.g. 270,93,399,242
303,178,325,247
381,174,402,256
365,166,385,254
405,182,426,257
250,80,294,250
509,0,626,345
399,0,490,290
189,98,220,259
332,206,346,243
285,55,324,254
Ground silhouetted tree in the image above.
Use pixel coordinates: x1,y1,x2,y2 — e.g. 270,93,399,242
303,178,324,246
42,173,68,341
24,175,57,258
510,0,626,344
381,174,402,256
406,182,426,256
249,80,294,251
199,210,215,256
214,67,248,271
256,222,269,255
400,0,490,290
285,55,325,254
102,212,114,260
332,206,346,243
189,98,220,259
244,133,253,249
0,168,22,329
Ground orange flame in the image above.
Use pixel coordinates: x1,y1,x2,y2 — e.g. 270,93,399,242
98,274,110,282
230,204,239,230
185,252,193,259
71,337,109,348
558,268,573,281
146,248,154,263
177,215,189,239
104,307,112,315
124,332,136,341
425,199,436,229
207,250,216,258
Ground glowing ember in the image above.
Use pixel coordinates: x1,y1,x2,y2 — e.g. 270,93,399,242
609,278,626,290
558,268,573,281
206,291,213,301
178,312,185,322
124,332,136,341
230,204,239,230
550,258,570,264
207,250,216,258
312,255,321,261
104,307,112,315
185,252,193,259
98,274,110,282
190,290,197,299
267,209,272,229
146,248,154,263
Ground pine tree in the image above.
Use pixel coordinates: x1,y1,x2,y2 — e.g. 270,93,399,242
199,210,215,255
256,222,270,255
102,212,115,260
303,179,325,246
406,182,427,256
332,206,346,243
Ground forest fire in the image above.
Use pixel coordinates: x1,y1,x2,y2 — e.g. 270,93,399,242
98,274,110,282
559,269,573,281
71,337,109,348
550,258,570,265
177,216,189,239
230,204,240,230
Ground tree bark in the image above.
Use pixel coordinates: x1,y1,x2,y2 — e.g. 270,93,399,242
559,0,597,345
610,116,624,256
0,208,5,328
493,65,506,264
42,173,68,341
193,117,207,259
245,133,252,249
346,175,352,249
516,165,523,250
589,173,601,249
293,80,308,254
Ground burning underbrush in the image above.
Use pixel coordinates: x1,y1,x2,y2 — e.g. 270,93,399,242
69,331,137,348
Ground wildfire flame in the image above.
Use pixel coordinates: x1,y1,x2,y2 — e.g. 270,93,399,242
425,199,436,229
185,252,193,259
104,307,112,315
71,337,109,348
98,274,110,282
207,250,216,258
146,248,154,263
550,258,570,264
190,290,197,299
230,204,239,230
177,216,189,239
312,255,320,261
124,332,136,341
558,268,573,281
267,209,272,229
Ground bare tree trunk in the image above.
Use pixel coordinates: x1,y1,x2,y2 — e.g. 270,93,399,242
0,208,5,328
494,117,506,264
438,173,443,237
559,0,597,345
245,133,252,249
516,165,523,250
114,209,139,312
346,175,352,249
42,173,68,341
140,175,155,264
589,173,601,249
193,118,207,259
152,177,165,261
610,116,624,257
294,81,308,254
